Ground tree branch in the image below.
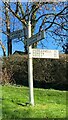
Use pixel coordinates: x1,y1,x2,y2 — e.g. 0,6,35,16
3,1,27,27
39,6,68,32
37,6,68,22
44,21,68,30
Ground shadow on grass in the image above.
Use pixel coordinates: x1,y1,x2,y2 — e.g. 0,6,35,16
16,102,30,107
2,100,33,119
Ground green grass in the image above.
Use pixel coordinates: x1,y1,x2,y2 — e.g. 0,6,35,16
0,85,67,119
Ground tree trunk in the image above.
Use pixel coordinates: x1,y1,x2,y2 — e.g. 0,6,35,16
0,40,6,56
5,2,12,56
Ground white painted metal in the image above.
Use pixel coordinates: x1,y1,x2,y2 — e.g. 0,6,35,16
32,49,59,59
9,29,26,39
28,21,34,106
25,30,45,46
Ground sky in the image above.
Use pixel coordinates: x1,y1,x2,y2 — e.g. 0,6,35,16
0,1,66,57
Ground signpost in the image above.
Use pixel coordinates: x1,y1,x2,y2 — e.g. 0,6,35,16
32,49,59,59
26,21,59,106
10,20,59,106
25,30,45,46
25,21,59,106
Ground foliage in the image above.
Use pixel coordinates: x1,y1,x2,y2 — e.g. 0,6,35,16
2,55,28,85
62,43,68,54
2,54,68,90
1,85,67,119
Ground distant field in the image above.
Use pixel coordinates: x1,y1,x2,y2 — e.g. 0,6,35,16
0,85,67,119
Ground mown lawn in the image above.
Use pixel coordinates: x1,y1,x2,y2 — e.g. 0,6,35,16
0,85,67,119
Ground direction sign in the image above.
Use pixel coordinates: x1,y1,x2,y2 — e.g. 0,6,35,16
9,28,28,39
32,49,59,59
25,30,45,46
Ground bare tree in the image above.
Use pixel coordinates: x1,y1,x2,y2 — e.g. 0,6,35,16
5,2,12,56
1,1,68,55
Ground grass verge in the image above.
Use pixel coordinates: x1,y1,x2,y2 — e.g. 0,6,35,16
1,85,67,119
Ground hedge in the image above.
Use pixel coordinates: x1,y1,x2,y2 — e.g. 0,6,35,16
2,54,68,90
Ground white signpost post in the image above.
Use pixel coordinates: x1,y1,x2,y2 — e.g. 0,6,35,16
28,21,34,106
27,21,45,106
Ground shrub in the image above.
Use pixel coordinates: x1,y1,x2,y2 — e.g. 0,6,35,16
2,54,68,90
